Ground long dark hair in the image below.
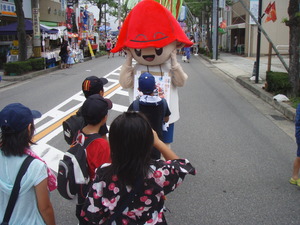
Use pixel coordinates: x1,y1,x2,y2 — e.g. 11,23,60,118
0,123,35,156
107,112,153,186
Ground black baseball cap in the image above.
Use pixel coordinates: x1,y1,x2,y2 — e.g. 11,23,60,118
82,76,108,98
81,94,112,125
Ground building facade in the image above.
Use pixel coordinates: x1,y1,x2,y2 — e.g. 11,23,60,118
220,0,289,56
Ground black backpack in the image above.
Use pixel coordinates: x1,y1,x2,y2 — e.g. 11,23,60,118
57,133,101,200
62,113,85,145
132,98,168,115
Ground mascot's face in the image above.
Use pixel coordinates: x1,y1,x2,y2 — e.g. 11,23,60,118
128,42,177,66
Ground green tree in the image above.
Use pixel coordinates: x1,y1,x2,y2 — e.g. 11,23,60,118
183,0,211,51
184,0,232,52
108,0,131,26
14,0,27,61
83,0,120,27
284,0,300,96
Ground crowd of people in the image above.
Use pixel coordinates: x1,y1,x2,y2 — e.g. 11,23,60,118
0,72,196,224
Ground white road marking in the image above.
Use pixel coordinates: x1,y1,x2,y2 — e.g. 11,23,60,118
33,66,129,173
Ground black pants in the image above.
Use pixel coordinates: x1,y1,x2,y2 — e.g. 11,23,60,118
76,184,90,225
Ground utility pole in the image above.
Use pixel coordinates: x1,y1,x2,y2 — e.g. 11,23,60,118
32,0,41,57
239,0,289,80
212,0,219,60
104,3,106,38
118,0,121,28
254,0,262,83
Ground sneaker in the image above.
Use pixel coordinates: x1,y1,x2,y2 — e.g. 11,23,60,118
289,178,300,186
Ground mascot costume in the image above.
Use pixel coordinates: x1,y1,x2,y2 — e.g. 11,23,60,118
111,0,192,145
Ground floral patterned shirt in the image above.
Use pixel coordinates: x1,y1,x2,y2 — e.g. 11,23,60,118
81,159,196,224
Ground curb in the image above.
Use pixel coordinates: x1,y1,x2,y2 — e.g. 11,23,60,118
0,54,103,89
2,66,60,82
236,76,295,121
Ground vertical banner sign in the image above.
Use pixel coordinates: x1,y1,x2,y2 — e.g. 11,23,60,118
219,0,225,8
250,0,259,24
178,6,186,22
32,8,40,38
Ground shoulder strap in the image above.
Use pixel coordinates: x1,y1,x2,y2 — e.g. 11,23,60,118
161,98,168,116
82,133,102,149
132,99,140,112
2,155,34,223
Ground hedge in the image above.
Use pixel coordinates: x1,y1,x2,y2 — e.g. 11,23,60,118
266,71,291,95
28,58,45,70
4,58,45,75
4,61,32,75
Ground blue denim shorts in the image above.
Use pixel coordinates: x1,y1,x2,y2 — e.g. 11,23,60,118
163,123,174,144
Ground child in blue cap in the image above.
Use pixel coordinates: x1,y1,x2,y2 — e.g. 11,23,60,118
128,72,171,159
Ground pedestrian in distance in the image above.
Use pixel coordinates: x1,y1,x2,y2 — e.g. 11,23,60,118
105,39,112,58
75,94,112,225
111,39,116,58
67,49,75,68
128,72,171,159
59,40,69,69
290,104,300,186
81,111,196,224
234,36,238,53
0,103,56,225
183,36,192,63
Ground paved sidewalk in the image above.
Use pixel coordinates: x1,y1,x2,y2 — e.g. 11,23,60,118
0,53,296,121
200,52,295,121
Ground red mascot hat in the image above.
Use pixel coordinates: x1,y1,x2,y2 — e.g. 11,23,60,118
111,0,192,53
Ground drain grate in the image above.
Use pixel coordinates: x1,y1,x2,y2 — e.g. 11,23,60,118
270,115,286,121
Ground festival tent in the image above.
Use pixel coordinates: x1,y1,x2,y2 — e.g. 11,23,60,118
0,19,58,35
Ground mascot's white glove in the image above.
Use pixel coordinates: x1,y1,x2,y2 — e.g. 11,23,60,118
170,49,188,87
171,49,180,69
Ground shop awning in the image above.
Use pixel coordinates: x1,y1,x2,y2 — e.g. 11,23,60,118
40,21,58,27
0,19,58,35
226,23,246,30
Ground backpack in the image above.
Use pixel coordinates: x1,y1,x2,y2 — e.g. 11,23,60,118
57,133,101,200
132,98,168,116
62,113,85,145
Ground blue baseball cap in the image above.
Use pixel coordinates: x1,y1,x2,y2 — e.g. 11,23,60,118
0,103,41,132
138,72,156,95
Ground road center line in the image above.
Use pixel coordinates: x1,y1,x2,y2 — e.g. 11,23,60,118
33,83,121,142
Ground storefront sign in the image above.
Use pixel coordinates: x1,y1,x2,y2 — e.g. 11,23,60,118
0,2,16,16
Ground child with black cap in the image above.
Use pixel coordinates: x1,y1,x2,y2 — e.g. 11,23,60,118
74,94,112,225
81,76,109,140
128,72,171,159
63,76,111,145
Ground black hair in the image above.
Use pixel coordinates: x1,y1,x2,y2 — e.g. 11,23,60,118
0,123,35,156
106,112,153,186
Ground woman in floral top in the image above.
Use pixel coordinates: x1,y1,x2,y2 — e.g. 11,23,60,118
81,112,196,224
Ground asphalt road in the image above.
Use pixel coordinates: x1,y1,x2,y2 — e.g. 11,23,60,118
0,54,299,225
